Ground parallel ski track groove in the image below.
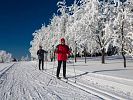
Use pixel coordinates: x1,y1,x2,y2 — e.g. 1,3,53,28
43,70,127,100
0,63,15,79
66,69,133,100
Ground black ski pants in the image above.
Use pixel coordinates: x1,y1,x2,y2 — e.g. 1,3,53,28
56,61,66,77
39,59,44,70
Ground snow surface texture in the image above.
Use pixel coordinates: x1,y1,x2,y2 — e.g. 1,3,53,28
0,56,133,100
0,61,100,100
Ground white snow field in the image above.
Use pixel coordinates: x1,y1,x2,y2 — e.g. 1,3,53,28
0,56,133,100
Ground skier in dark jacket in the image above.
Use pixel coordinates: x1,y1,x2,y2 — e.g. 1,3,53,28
55,38,71,79
37,46,47,70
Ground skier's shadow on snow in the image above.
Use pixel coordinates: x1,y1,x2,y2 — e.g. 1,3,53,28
68,64,88,67
67,72,89,78
67,69,133,78
91,68,132,73
105,62,124,64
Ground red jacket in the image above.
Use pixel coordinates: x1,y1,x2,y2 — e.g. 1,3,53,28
55,44,70,61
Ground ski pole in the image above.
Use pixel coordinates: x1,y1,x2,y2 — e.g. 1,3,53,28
45,59,47,71
45,53,48,70
51,48,55,75
47,57,56,86
36,60,38,70
73,58,76,83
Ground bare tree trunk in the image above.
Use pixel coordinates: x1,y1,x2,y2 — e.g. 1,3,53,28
2,59,4,63
121,50,126,68
84,47,87,63
121,20,126,68
121,35,126,68
75,41,77,63
101,48,105,64
75,51,77,62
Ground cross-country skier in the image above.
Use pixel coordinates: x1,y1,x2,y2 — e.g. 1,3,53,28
37,46,47,70
55,38,71,79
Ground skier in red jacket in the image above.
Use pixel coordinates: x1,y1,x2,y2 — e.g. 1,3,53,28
55,38,71,79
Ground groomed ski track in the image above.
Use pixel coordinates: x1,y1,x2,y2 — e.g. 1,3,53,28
43,66,131,100
0,61,133,100
0,61,101,100
43,60,133,100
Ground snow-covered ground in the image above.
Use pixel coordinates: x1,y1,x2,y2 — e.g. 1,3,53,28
0,56,133,100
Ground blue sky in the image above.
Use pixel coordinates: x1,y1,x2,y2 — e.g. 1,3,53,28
0,0,74,59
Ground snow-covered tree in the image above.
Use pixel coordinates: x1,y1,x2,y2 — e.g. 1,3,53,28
29,25,47,59
21,55,30,61
112,0,133,67
29,0,133,65
76,0,116,63
0,50,12,63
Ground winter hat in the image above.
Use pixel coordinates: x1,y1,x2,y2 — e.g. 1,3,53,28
61,38,65,42
39,45,42,48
